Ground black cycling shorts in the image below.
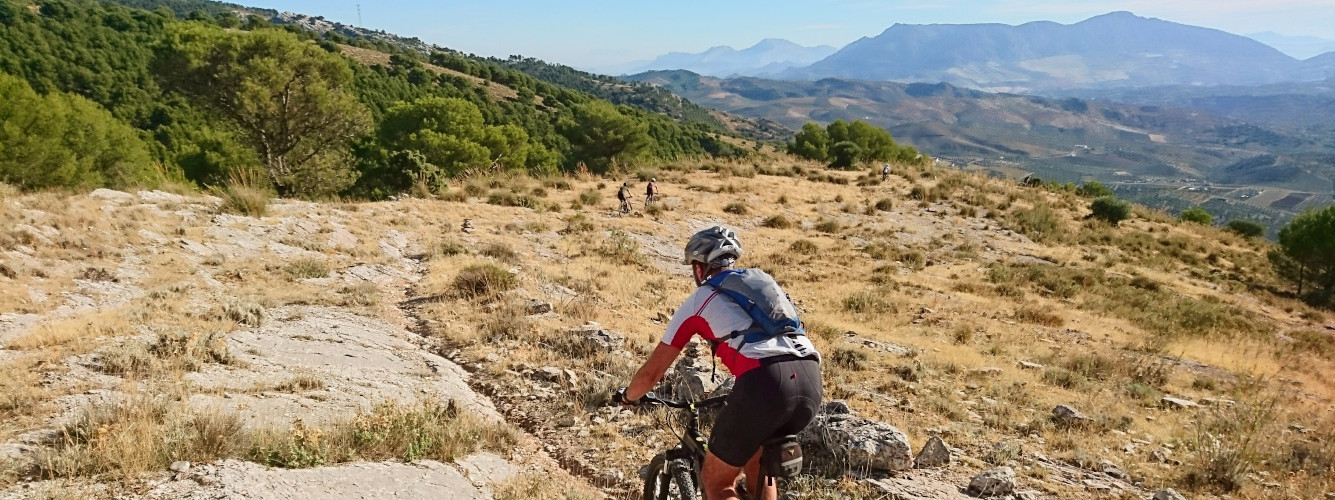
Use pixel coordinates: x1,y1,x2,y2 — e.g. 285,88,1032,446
708,357,822,467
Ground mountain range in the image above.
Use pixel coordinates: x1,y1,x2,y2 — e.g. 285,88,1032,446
599,38,837,78
622,13,1335,94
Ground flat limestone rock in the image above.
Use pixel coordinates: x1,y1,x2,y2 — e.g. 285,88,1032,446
865,475,971,499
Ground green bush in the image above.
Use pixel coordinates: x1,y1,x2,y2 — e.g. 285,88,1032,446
1090,197,1133,226
1180,207,1212,225
577,189,601,207
1225,219,1265,239
1075,181,1113,198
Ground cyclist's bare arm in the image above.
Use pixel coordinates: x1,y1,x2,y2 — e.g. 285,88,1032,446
626,343,682,401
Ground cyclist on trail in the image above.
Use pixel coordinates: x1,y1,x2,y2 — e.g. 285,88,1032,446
618,182,634,213
617,226,823,500
646,178,660,207
882,163,890,181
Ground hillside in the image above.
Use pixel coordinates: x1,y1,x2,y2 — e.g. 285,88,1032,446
1,154,1332,499
626,70,1335,236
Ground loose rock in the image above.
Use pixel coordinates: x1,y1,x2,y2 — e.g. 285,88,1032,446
1053,404,1091,426
967,466,1016,496
169,461,191,473
914,435,951,468
1161,396,1199,410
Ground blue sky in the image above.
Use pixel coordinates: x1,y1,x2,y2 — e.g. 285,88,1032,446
245,0,1335,69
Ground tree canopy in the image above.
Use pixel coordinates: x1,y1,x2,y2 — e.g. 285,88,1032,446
1269,205,1335,306
787,119,925,168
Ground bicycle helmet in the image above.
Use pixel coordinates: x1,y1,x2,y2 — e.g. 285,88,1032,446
684,226,742,268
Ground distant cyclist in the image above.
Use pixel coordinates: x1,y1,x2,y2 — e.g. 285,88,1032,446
882,163,890,182
645,178,660,207
617,182,633,213
617,226,822,500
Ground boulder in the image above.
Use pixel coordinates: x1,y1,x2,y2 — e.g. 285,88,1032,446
1153,488,1188,500
967,466,1016,496
1053,404,1091,426
914,435,951,468
800,410,914,472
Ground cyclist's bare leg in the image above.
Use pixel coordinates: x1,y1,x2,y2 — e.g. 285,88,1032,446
701,452,756,500
743,449,777,500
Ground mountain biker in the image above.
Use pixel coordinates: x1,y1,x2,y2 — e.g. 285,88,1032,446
646,178,660,206
618,182,633,213
617,226,823,500
882,163,890,181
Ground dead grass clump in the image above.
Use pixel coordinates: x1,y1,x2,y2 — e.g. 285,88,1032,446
1014,304,1064,327
723,201,749,215
272,374,327,392
495,473,600,500
339,282,380,307
1180,400,1277,494
874,198,894,211
36,396,245,480
220,299,265,327
829,347,868,371
453,264,517,298
762,214,794,229
598,230,645,266
480,242,520,264
323,399,518,464
150,330,237,371
479,301,530,340
1006,202,1065,243
212,172,270,217
843,291,897,315
285,258,329,279
814,219,843,234
789,239,819,255
428,239,470,259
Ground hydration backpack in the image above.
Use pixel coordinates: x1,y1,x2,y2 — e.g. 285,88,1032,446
704,269,805,344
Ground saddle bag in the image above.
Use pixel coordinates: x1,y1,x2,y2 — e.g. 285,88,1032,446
761,436,803,480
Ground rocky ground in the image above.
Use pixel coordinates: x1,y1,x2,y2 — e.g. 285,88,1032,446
1,162,1331,499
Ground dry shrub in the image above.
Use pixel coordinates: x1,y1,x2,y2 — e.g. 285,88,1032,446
212,170,270,217
480,242,519,264
814,218,842,234
325,399,519,463
843,291,897,315
1014,304,1064,327
339,282,380,307
789,239,819,255
723,201,749,215
35,395,245,480
495,473,600,500
285,258,329,279
453,264,517,298
428,239,470,259
762,214,794,229
830,347,868,371
1181,400,1277,493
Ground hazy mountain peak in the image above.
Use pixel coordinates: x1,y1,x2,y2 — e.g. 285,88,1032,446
620,38,838,78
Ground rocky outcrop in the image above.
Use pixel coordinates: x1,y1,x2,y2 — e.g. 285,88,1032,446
800,401,915,472
967,466,1016,496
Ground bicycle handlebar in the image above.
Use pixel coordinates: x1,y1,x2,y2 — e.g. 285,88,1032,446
637,391,729,410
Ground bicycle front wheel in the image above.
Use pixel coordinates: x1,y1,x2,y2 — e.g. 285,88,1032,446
642,454,697,500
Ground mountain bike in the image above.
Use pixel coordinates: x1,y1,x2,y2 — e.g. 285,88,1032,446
636,391,728,500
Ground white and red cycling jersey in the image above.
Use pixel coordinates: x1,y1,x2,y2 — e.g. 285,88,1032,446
660,284,820,377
